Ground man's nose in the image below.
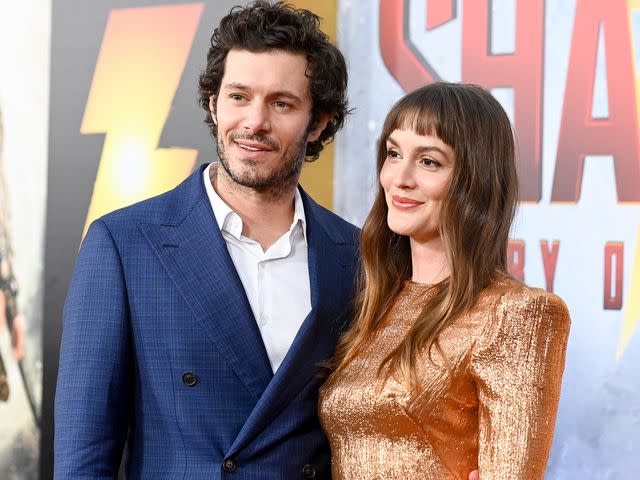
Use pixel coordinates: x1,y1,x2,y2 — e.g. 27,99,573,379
242,102,270,133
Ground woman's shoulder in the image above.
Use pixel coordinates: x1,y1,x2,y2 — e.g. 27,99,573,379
474,275,571,339
481,275,567,310
468,276,570,364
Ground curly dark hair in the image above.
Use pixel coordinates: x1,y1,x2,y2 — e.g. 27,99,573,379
198,1,349,160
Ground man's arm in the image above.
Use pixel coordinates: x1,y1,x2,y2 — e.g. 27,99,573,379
55,219,132,479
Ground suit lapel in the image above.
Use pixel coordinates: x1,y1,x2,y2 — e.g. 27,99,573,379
140,169,273,400
228,193,352,455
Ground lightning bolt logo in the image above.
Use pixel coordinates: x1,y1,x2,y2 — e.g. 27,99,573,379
81,4,204,235
617,1,640,359
292,0,337,210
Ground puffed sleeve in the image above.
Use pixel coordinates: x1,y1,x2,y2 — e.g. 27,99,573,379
469,286,570,479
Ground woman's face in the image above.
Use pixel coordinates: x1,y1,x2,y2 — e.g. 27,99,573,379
379,128,455,244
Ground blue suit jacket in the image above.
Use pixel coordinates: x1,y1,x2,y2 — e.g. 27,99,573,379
54,165,359,479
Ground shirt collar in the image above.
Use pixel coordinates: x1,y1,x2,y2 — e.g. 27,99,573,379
203,163,308,245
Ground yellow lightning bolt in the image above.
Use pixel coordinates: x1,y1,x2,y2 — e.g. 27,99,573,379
292,0,337,210
617,1,640,359
81,4,204,235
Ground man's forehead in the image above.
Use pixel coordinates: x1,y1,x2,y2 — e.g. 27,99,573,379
221,49,311,98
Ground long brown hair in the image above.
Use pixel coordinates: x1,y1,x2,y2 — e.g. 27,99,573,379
330,82,518,389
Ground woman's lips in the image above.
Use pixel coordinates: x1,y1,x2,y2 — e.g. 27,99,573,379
391,195,424,209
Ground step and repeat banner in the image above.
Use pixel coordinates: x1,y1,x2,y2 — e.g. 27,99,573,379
0,0,637,478
0,0,50,478
333,1,640,477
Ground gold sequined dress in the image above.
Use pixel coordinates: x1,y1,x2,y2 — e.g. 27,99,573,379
319,278,570,479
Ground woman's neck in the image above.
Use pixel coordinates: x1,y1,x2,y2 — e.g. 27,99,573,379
409,236,450,284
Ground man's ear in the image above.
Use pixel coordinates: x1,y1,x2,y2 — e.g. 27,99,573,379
209,95,217,125
308,113,331,142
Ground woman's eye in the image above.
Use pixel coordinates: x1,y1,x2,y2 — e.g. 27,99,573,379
420,158,441,168
385,149,401,159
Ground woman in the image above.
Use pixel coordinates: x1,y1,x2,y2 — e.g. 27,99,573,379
319,83,570,479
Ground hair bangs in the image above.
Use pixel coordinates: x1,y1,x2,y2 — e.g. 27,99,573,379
381,88,461,154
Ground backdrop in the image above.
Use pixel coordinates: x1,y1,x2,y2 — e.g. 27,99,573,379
333,2,640,477
0,1,637,478
0,1,49,478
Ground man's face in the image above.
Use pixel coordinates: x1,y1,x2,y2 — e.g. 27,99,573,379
210,49,327,196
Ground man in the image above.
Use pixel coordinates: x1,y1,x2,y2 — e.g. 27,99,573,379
55,2,358,478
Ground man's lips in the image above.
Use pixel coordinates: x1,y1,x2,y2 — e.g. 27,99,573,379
235,140,273,152
391,195,424,209
230,133,279,153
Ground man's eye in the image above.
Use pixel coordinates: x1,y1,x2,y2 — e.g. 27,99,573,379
274,101,290,109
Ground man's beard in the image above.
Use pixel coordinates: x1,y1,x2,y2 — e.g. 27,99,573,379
216,130,308,199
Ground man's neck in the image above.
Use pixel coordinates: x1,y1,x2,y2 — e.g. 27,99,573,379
211,165,298,251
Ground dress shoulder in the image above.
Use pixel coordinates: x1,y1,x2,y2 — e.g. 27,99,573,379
472,277,571,360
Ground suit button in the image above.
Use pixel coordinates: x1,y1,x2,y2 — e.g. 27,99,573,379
222,459,237,472
182,372,198,387
302,464,316,478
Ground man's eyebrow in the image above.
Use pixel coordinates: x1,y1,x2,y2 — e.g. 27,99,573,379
222,82,250,91
221,83,303,104
270,91,303,104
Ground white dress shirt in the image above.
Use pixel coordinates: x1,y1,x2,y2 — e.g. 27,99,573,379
203,163,311,372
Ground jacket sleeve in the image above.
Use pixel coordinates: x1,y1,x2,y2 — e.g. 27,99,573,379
54,219,132,479
470,287,570,479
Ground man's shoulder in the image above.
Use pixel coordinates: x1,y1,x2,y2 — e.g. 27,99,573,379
98,166,205,231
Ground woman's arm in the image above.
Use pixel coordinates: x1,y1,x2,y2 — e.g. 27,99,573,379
470,286,570,479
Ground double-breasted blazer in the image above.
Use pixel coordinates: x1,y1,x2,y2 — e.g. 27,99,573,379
54,164,359,479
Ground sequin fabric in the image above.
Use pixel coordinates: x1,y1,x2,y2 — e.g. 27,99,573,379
319,278,570,479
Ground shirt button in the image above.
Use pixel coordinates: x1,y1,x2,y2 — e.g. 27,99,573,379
222,458,237,472
302,464,316,478
182,372,198,387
